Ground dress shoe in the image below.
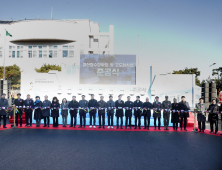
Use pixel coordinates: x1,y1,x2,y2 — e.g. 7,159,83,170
166,127,169,130
3,126,7,128
184,129,187,131
43,125,46,127
198,130,201,132
158,128,161,130
180,128,182,131
134,127,137,129
125,127,127,129
84,126,85,128
139,127,141,129
173,127,175,130
220,134,222,135
215,131,217,134
210,131,214,133
93,126,96,128
103,126,105,129
154,127,156,130
48,125,50,127
202,130,204,133
69,125,73,127
30,125,32,127
121,127,123,129
78,126,82,128
20,125,22,127
98,126,101,128
129,127,131,129
143,127,146,129
25,125,28,127
147,127,150,130
89,125,92,128
116,127,119,129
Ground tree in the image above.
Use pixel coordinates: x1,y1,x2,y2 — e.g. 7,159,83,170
35,64,61,73
0,64,21,89
212,67,222,94
172,67,201,86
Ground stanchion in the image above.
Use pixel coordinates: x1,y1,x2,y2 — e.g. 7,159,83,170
192,110,198,133
12,105,17,128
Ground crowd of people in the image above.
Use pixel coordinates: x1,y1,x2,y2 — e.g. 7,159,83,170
0,93,221,135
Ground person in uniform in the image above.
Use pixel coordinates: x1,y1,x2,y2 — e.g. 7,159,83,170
171,98,180,130
61,98,69,127
51,97,60,127
78,95,88,128
162,96,172,130
178,96,190,131
68,96,79,128
33,96,43,127
124,96,134,129
143,97,153,130
23,94,34,127
88,94,97,128
106,95,115,129
152,96,162,130
14,93,24,127
97,96,106,129
195,98,207,132
0,93,8,128
115,95,125,129
42,95,51,127
134,96,143,129
208,99,220,134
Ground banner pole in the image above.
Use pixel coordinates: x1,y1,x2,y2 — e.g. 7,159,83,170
13,105,16,128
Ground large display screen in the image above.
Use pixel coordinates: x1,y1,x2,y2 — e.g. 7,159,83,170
80,54,136,85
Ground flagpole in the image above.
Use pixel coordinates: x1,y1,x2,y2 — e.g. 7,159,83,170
3,29,6,80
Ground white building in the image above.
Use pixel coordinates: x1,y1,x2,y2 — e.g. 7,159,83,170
0,19,114,71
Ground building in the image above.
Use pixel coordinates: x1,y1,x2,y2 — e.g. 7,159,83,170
0,19,114,71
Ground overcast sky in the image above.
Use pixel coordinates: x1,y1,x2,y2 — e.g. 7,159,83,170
1,0,221,81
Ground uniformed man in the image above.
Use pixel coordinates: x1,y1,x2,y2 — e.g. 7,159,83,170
143,97,153,130
78,95,88,128
115,95,125,129
162,96,172,130
23,94,34,127
171,98,180,130
88,94,97,128
106,95,115,129
195,98,207,132
42,95,51,127
97,96,106,129
124,96,134,129
178,96,190,131
0,93,8,128
134,96,143,129
153,96,162,130
14,93,24,127
208,99,220,134
68,96,79,128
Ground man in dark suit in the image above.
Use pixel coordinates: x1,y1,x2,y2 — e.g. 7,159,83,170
23,94,34,127
0,93,8,128
14,93,24,127
133,96,143,129
115,95,125,129
178,96,190,131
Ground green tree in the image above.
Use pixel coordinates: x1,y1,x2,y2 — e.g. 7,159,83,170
35,64,61,73
212,67,222,94
172,67,201,86
0,64,21,89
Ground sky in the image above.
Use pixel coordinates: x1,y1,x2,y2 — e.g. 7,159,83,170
0,0,221,81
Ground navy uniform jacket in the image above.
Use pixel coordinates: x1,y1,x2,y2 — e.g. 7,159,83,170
143,102,153,117
106,100,115,114
152,101,162,118
68,100,79,115
124,101,134,117
23,99,34,114
178,101,190,117
33,101,43,120
42,100,51,117
97,100,106,114
171,103,180,123
162,101,172,112
88,99,98,114
0,98,8,115
133,100,143,116
208,104,220,122
115,100,125,117
51,102,60,117
195,103,207,122
79,100,88,114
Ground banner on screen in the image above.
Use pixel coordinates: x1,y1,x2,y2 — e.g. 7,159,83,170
80,54,136,85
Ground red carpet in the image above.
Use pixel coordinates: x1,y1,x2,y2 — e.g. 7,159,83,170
1,124,221,137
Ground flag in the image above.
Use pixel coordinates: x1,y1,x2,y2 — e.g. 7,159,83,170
6,30,12,37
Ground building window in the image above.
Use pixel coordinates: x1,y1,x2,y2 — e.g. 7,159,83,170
54,46,58,49
43,46,47,49
28,51,32,58
9,46,12,49
43,51,47,58
12,51,15,58
17,46,20,49
53,51,57,58
28,46,32,49
63,50,68,57
38,46,42,49
0,51,2,58
20,51,23,58
69,50,74,57
9,51,12,58
69,46,74,49
21,46,23,49
12,46,15,49
33,51,37,58
49,46,53,49
39,51,42,58
33,46,37,50
63,46,68,49
17,51,20,58
94,39,98,42
49,51,53,58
